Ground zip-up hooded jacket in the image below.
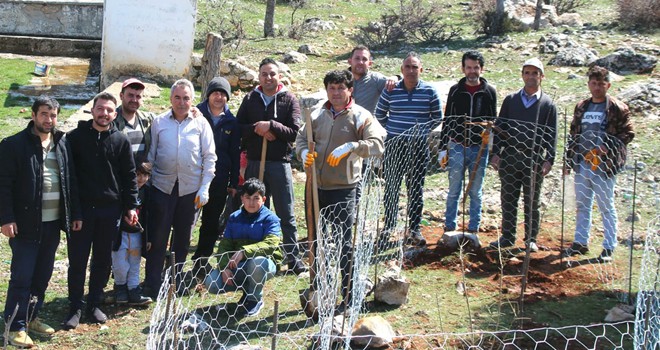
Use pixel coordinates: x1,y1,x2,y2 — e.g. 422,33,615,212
236,84,301,162
196,100,241,189
67,120,139,212
439,77,497,148
565,94,634,176
295,100,386,190
0,122,82,241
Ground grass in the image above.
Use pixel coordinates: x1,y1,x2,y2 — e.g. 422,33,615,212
0,0,658,348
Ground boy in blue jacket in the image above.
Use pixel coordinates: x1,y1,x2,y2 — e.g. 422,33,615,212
204,178,283,317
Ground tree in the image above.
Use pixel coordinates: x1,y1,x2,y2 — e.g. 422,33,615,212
264,0,276,37
533,0,543,30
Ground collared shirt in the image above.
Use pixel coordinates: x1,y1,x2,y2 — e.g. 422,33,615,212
148,109,217,196
520,89,542,109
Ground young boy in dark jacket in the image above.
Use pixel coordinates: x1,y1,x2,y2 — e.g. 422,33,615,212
111,161,153,305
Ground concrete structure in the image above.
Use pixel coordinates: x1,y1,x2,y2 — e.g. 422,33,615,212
0,0,103,57
0,0,103,39
100,0,197,89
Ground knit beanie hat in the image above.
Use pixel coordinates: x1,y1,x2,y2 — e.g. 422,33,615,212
206,77,231,100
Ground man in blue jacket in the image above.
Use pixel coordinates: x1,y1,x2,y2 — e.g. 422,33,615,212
65,92,139,329
0,96,82,347
193,76,241,268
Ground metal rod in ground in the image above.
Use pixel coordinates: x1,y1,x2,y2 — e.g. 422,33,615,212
560,109,568,267
271,300,280,350
164,252,176,330
627,158,638,304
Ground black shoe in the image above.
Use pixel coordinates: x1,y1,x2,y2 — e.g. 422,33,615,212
598,249,613,262
63,308,82,330
142,285,158,300
241,298,264,317
128,287,152,306
407,231,426,246
562,242,589,257
114,284,128,304
489,237,515,249
87,307,107,324
288,260,308,275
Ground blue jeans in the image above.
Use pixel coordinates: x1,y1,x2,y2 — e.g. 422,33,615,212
574,162,618,250
445,141,488,232
245,161,300,262
111,232,142,289
204,256,276,302
4,221,60,331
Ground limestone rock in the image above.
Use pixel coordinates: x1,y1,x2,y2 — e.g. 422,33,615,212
439,231,482,251
556,13,583,27
604,306,635,322
282,51,308,64
591,48,657,75
351,316,396,348
374,264,409,305
219,59,259,90
549,46,598,67
303,18,336,31
298,44,321,56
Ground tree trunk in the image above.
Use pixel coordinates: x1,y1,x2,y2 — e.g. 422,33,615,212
496,0,505,17
200,32,223,98
533,0,543,30
264,0,276,37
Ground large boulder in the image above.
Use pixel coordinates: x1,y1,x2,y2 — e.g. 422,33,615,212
617,80,660,113
549,46,598,67
374,263,409,305
351,316,396,348
282,51,308,64
555,13,583,27
303,18,336,31
591,48,658,75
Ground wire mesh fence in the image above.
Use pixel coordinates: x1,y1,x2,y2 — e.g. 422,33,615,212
147,116,656,349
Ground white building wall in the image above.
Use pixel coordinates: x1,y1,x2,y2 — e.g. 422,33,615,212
101,0,197,89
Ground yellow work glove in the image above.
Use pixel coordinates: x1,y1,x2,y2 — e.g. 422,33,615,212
438,150,448,169
327,142,358,167
584,149,601,171
481,130,490,145
301,149,317,168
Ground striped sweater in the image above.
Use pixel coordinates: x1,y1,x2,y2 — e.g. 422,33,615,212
374,79,443,137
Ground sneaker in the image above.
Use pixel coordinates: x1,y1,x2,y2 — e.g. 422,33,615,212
526,242,539,253
598,249,614,262
407,231,426,246
288,259,308,275
63,308,82,330
128,287,153,306
562,242,589,257
87,307,107,324
489,237,515,249
114,284,128,304
28,317,55,335
8,330,34,348
242,298,264,317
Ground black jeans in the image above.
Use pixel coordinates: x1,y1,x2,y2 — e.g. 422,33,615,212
498,149,545,243
4,220,60,331
313,187,356,303
144,182,198,292
68,206,121,308
193,176,230,260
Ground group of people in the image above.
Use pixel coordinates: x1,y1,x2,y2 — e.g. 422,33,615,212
0,44,633,348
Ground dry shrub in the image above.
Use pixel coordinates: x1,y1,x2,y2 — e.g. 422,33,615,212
617,0,660,30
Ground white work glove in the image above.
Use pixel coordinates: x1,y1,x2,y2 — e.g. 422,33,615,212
438,150,448,169
327,142,358,167
194,183,211,209
301,149,317,168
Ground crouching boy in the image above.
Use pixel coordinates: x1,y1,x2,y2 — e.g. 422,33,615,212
204,178,283,317
111,161,152,305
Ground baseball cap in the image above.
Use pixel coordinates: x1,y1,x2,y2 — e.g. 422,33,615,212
121,78,146,90
522,58,544,75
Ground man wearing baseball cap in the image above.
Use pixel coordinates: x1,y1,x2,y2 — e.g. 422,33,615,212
489,57,557,253
115,78,155,160
192,77,241,271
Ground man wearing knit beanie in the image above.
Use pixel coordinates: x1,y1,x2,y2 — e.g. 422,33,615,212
194,77,241,272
